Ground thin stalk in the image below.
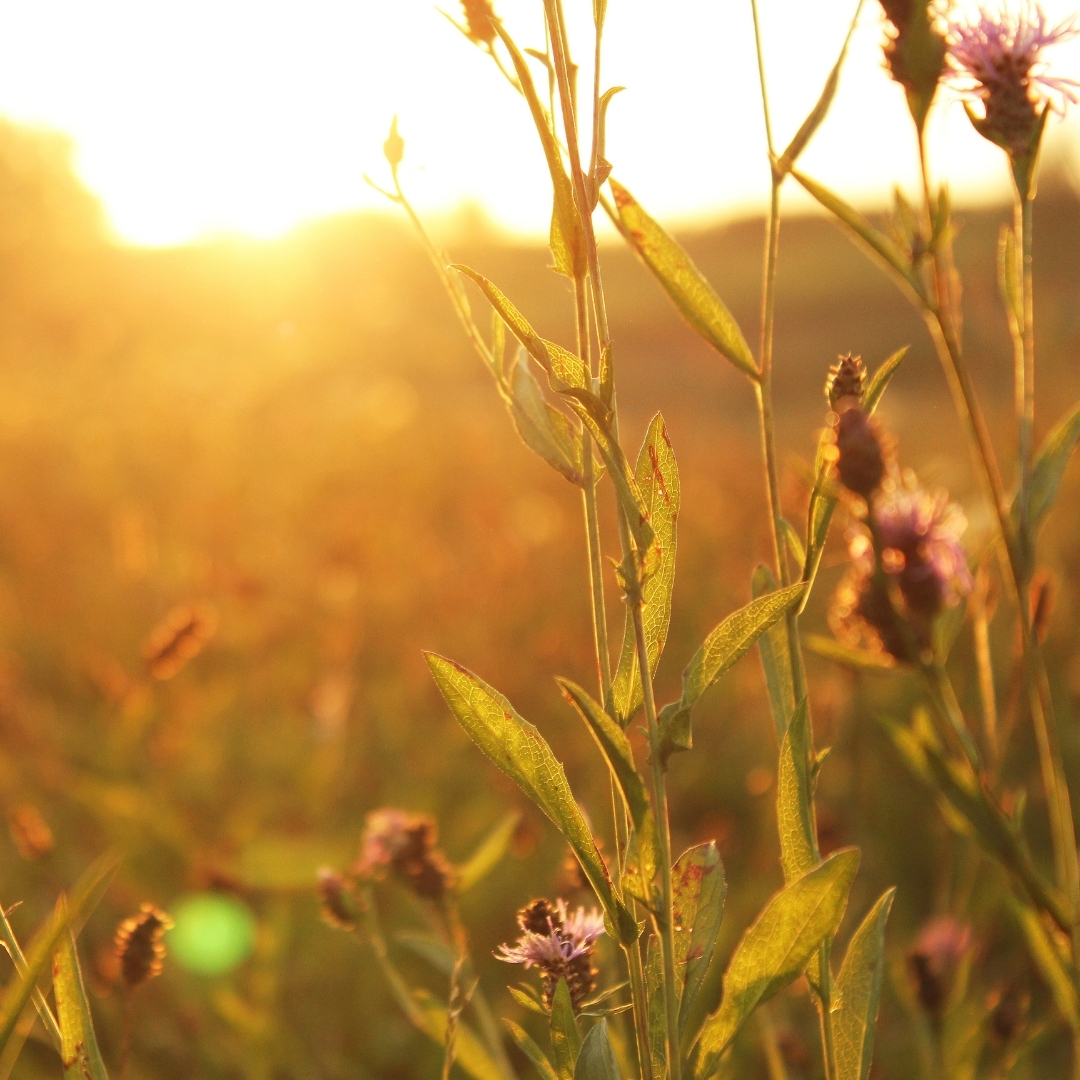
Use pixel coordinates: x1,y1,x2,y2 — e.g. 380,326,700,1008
971,564,1000,771
1016,193,1035,585
632,601,681,1080
625,939,656,1080
750,6,834,1076
921,661,984,774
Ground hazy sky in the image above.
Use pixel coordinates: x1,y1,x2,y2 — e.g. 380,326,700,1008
0,0,1077,246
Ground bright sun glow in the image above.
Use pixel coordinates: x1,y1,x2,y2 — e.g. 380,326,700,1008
0,0,1077,247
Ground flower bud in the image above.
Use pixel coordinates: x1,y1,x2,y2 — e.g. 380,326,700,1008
383,117,405,171
831,405,886,501
825,353,866,409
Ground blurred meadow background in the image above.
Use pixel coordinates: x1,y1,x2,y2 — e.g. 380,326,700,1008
0,1,1079,1077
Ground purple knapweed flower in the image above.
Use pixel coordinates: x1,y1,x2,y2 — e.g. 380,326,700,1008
946,3,1079,156
496,898,605,1009
832,479,971,661
352,807,454,901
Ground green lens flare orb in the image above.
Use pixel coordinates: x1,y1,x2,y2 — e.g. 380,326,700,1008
167,893,256,976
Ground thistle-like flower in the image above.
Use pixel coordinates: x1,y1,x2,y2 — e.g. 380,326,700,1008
946,4,1079,159
496,898,605,1009
353,808,454,901
832,478,971,661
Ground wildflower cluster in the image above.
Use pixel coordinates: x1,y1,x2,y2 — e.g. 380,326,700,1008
496,898,605,1010
826,356,971,662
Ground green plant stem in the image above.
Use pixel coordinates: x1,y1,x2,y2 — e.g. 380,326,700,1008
921,661,984,774
917,138,1079,953
1016,192,1035,586
625,939,656,1080
632,601,682,1080
750,6,834,1076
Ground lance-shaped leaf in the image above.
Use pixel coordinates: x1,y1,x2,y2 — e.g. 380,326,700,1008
658,583,806,759
456,812,521,895
802,347,907,604
693,849,860,1077
52,902,109,1080
557,678,656,903
608,179,758,379
1015,399,1080,533
776,0,863,174
611,414,681,725
506,1019,559,1080
0,853,117,1058
504,351,586,487
752,564,795,739
1010,898,1080,1034
491,21,584,279
645,940,666,1078
777,698,817,883
425,654,636,942
673,842,727,1034
791,171,923,300
834,889,896,1080
574,1019,621,1080
550,978,581,1080
803,635,896,672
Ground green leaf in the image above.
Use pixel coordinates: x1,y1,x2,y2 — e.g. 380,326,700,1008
673,842,727,1033
0,853,117,1059
456,812,522,894
776,0,862,174
395,932,456,976
52,902,109,1080
510,987,550,1019
752,564,795,740
777,698,817,883
454,265,551,373
1017,399,1080,532
658,583,805,760
863,347,908,415
609,179,758,379
693,849,860,1076
1010,898,1080,1034
574,1019,621,1080
551,197,576,277
834,888,896,1080
791,171,923,299
803,634,896,672
550,978,581,1080
0,901,61,1052
504,350,586,487
491,22,584,279
425,654,636,943
592,0,607,32
611,413,681,725
506,1019,559,1080
556,679,656,904
681,584,806,711
645,940,666,1078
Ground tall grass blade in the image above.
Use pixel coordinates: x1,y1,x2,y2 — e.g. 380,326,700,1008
456,812,522,894
52,901,109,1080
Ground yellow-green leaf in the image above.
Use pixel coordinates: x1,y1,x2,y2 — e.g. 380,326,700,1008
752,564,795,739
777,698,817,883
693,849,860,1077
456,812,521,895
1010,898,1080,1034
611,413,680,724
863,347,908,415
673,842,726,1033
550,978,581,1080
803,635,896,672
1015,399,1080,533
413,990,505,1080
425,653,636,943
0,902,61,1052
52,902,109,1080
573,1018,621,1080
834,889,896,1080
557,678,656,904
506,1019,559,1080
609,179,758,379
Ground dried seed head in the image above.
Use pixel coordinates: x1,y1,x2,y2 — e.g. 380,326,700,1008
142,603,217,680
831,406,887,500
7,804,54,860
906,916,971,1016
115,904,174,989
825,354,867,408
317,868,358,930
497,898,605,1010
460,0,497,47
353,808,454,901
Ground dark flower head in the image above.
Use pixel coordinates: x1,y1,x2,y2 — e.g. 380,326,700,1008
353,808,454,901
826,354,867,409
878,0,948,129
829,405,888,502
114,904,174,989
946,4,1079,159
496,898,605,1009
907,915,972,1016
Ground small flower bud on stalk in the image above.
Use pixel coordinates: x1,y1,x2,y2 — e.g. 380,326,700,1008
878,0,948,131
114,904,174,989
460,0,497,48
496,897,604,1010
383,117,405,172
